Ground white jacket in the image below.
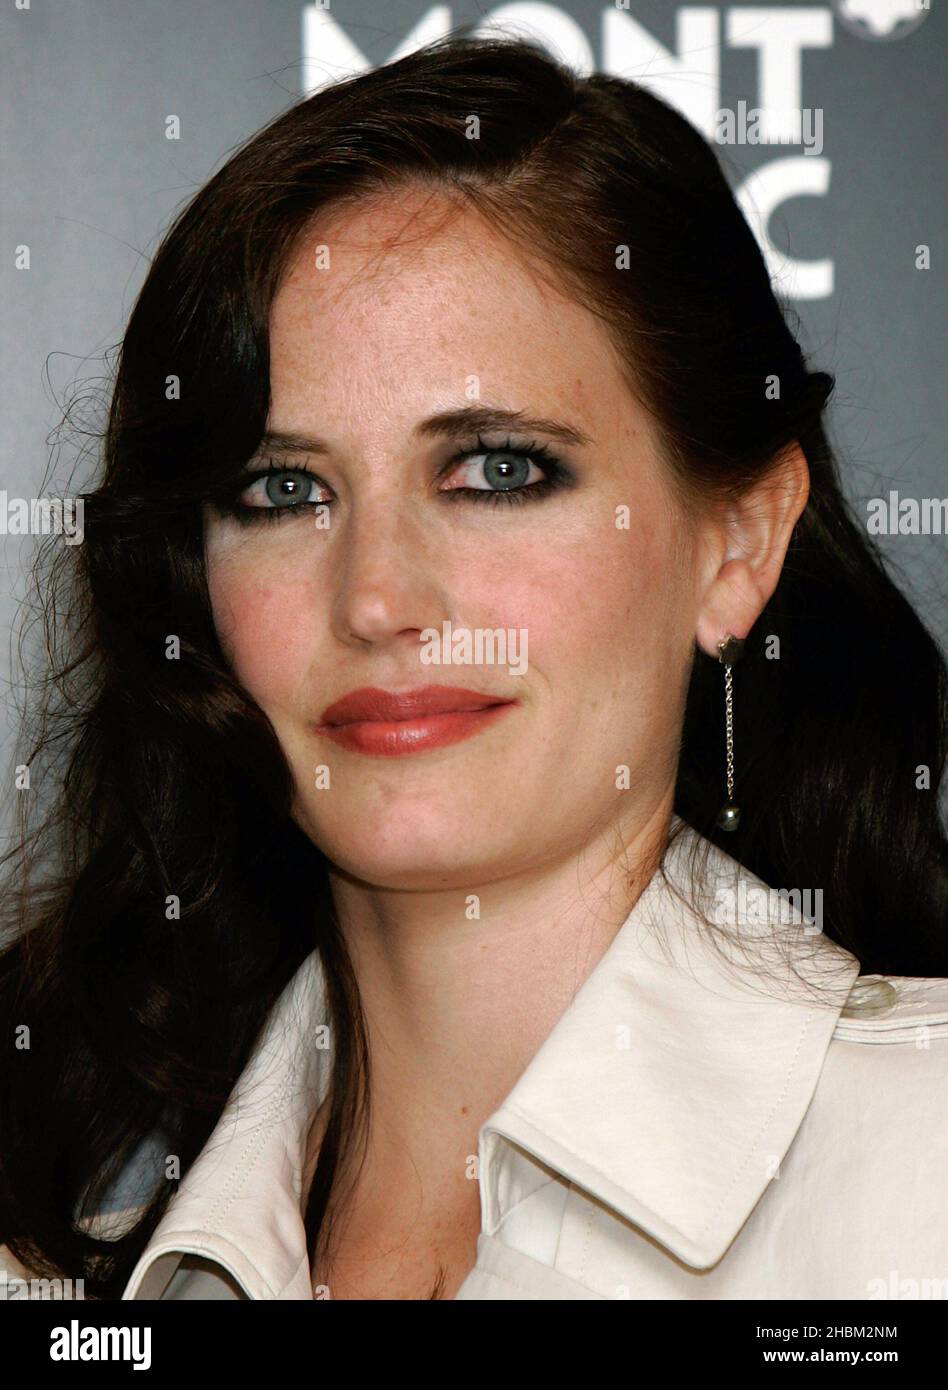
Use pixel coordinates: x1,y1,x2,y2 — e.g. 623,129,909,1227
5,821,948,1299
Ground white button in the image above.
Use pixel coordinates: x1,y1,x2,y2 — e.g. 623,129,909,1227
841,976,898,1018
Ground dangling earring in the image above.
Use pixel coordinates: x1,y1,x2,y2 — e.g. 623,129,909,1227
715,633,745,831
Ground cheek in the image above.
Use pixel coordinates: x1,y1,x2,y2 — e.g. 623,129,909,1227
207,554,316,708
489,520,679,669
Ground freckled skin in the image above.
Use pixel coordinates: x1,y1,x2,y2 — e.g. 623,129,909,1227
203,185,784,891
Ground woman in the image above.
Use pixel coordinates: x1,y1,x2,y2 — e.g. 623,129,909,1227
1,33,945,1302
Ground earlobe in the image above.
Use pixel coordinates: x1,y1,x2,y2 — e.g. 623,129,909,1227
693,442,809,662
694,556,762,661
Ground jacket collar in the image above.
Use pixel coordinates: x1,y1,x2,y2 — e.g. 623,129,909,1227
118,819,861,1297
117,947,332,1299
478,820,861,1269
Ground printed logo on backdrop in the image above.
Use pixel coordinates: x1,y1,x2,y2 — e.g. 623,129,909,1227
301,3,927,303
834,0,930,42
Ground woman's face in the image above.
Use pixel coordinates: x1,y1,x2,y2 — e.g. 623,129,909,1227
204,187,715,889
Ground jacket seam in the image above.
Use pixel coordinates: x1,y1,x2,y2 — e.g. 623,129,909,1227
575,1200,595,1283
692,1009,815,1243
833,1023,948,1042
200,1060,300,1233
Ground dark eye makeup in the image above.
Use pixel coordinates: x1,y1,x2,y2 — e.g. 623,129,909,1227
209,435,575,526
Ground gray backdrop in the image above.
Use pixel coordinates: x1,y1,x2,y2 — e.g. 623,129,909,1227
2,0,946,796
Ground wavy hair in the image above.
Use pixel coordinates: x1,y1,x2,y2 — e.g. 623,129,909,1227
1,31,945,1298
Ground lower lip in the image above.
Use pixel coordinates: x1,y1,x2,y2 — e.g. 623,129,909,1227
316,702,517,756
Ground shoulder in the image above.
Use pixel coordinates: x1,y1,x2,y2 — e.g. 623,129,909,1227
788,974,948,1288
831,972,948,1047
805,972,948,1178
817,972,948,1122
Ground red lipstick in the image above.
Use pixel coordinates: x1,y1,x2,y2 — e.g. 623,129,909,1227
315,685,518,757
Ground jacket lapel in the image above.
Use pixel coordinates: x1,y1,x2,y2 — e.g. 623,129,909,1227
119,950,330,1299
475,823,862,1269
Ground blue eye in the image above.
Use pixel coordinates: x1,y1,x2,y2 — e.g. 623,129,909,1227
439,446,552,504
213,464,330,525
238,467,328,514
437,437,572,508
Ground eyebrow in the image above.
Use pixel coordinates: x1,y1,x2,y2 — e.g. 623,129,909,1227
251,405,594,459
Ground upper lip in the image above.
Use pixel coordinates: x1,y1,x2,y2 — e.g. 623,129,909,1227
318,685,516,726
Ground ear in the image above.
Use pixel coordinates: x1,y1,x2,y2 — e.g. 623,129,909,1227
694,442,810,660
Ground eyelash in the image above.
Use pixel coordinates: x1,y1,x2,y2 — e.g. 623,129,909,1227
215,436,572,525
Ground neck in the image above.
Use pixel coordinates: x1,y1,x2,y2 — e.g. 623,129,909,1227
311,791,675,1222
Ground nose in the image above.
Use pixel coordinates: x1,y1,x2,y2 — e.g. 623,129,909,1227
328,493,449,651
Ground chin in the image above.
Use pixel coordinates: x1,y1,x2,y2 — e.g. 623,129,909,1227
296,805,513,891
